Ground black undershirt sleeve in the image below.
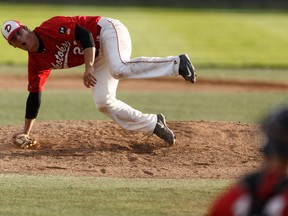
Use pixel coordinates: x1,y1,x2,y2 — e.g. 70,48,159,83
25,92,41,119
75,25,95,49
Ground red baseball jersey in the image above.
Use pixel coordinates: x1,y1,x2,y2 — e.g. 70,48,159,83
28,16,102,92
207,170,288,216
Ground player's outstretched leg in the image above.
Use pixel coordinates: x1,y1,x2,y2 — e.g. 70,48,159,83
153,113,175,145
179,54,197,83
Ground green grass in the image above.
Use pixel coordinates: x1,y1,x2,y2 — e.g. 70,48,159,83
1,89,288,126
0,4,287,215
0,174,230,216
1,3,288,68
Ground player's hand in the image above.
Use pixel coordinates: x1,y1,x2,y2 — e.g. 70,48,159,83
83,70,97,88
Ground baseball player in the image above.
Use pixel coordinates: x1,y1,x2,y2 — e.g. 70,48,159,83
207,105,288,216
1,16,196,149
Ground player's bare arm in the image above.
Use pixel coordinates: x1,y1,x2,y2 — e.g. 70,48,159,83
23,92,41,134
83,47,97,88
12,92,40,149
23,118,36,135
74,25,97,88
13,91,40,132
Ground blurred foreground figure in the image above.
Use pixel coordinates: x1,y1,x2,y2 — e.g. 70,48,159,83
207,105,288,216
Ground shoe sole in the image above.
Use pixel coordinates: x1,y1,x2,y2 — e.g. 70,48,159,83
158,114,176,145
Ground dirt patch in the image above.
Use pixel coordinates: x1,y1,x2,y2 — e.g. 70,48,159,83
1,74,288,92
0,120,263,179
0,74,279,179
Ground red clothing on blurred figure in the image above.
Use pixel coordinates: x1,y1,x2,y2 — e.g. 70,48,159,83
207,169,288,216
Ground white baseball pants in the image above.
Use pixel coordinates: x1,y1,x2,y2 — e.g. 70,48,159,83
92,17,180,134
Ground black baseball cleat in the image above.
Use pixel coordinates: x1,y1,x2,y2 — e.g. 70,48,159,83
179,54,197,83
153,113,175,146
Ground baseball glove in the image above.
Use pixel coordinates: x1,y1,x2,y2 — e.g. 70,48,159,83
13,134,37,149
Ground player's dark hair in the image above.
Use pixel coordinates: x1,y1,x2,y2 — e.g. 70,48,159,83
262,105,288,159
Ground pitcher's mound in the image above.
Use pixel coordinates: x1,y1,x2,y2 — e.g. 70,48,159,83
0,120,263,179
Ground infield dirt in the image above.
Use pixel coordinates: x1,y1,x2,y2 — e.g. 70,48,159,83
1,75,287,179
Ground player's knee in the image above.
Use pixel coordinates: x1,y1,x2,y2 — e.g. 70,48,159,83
94,98,114,114
110,70,124,79
95,100,108,110
96,103,110,115
97,106,109,114
110,64,126,79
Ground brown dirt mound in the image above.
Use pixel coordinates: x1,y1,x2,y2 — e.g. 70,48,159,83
0,120,263,179
0,74,273,179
